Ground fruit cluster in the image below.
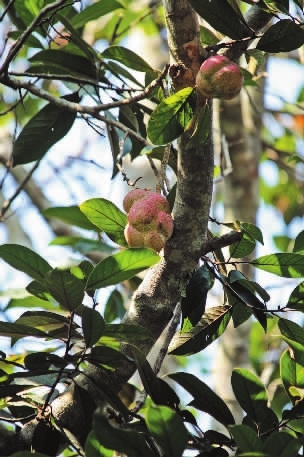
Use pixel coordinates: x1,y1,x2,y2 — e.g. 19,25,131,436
123,188,174,252
196,55,243,100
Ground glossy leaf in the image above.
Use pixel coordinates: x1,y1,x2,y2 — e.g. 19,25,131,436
102,46,153,73
188,0,249,39
168,305,232,356
86,248,159,289
229,424,263,453
13,92,80,166
45,268,85,311
79,198,127,246
286,282,304,311
0,244,52,282
251,253,304,278
82,306,105,348
92,408,154,456
44,206,98,231
146,405,188,457
104,289,126,322
147,87,194,145
257,19,304,53
169,372,235,426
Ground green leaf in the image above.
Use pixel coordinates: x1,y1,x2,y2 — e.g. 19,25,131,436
280,349,304,403
0,321,48,340
0,244,52,282
229,424,263,453
286,282,304,311
13,92,80,166
70,0,124,29
251,253,304,278
293,230,304,253
85,431,114,457
168,305,232,356
262,431,301,457
24,352,67,370
44,206,99,231
186,104,211,149
29,49,97,78
82,306,105,348
102,46,153,73
279,318,304,346
147,87,194,145
132,346,180,408
86,248,160,289
146,405,188,457
169,372,235,426
101,323,152,342
87,346,128,367
257,19,304,53
79,198,127,246
50,236,115,255
45,268,85,311
104,289,126,322
92,408,154,456
188,0,249,39
231,369,277,427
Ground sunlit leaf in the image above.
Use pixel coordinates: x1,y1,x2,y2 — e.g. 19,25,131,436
44,206,98,231
0,244,52,282
168,305,232,355
146,405,188,457
147,87,194,145
80,198,127,246
86,248,159,289
251,253,304,278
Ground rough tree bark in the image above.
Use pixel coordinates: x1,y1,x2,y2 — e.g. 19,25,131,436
0,2,272,454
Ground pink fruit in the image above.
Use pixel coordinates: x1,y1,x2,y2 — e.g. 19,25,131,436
196,55,243,100
144,193,170,214
124,224,144,247
128,199,159,232
123,188,149,213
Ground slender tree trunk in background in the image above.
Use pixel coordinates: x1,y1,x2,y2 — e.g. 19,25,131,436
213,79,265,423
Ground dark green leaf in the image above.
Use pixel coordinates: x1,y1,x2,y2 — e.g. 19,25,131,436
45,268,85,311
82,306,105,348
146,405,188,457
229,424,263,453
186,104,211,149
85,431,114,457
169,372,235,426
86,248,160,289
92,408,154,456
181,264,212,327
280,349,304,403
50,236,115,255
251,253,304,278
15,310,69,332
0,321,48,340
24,352,67,370
102,323,152,342
147,88,194,145
70,0,123,29
293,230,304,253
87,346,128,367
13,92,80,166
79,198,127,246
231,369,277,427
102,46,153,73
257,19,304,53
188,0,249,39
279,318,304,346
168,305,232,356
44,206,98,231
132,346,180,408
263,430,301,457
29,49,96,78
0,244,52,282
104,289,126,322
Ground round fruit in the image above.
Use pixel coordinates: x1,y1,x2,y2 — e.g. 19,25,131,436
124,224,144,247
196,55,243,100
123,188,149,213
127,199,159,232
144,193,170,214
